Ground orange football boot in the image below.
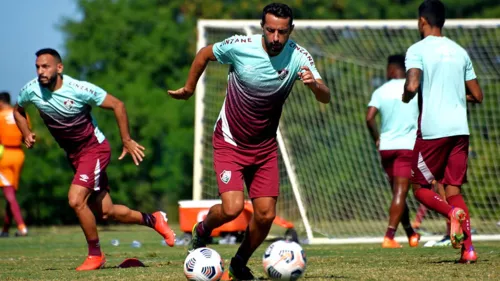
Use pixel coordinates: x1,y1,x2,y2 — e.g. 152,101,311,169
408,233,420,247
152,211,176,247
448,208,466,249
76,255,106,271
382,237,402,248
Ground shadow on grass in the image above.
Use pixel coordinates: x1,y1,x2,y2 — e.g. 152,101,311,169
258,275,348,280
428,259,458,264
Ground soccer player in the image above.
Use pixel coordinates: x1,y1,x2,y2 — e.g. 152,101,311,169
168,3,330,279
0,92,28,237
14,48,176,271
366,55,420,248
403,0,483,263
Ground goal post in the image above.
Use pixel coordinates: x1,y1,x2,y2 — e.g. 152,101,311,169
194,19,500,244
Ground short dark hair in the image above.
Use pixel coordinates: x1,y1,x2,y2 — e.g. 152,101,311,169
35,48,62,63
419,0,445,28
261,3,293,27
0,91,11,104
388,54,406,71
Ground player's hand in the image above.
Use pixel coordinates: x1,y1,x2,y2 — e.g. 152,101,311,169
23,132,36,149
298,66,317,87
167,87,194,100
375,139,380,149
119,139,146,166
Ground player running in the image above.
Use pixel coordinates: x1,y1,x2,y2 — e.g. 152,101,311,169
366,55,420,248
168,3,330,280
0,92,28,237
14,48,176,271
403,0,483,263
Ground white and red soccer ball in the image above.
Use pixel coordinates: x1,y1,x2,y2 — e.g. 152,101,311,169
184,247,224,281
262,240,307,280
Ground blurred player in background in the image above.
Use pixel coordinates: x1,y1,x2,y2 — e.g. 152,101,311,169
0,92,28,237
14,48,176,271
168,3,330,279
366,55,420,248
403,0,483,263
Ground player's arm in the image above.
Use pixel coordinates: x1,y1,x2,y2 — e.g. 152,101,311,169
464,55,483,104
403,45,422,103
298,66,330,104
167,45,217,100
13,104,36,148
402,68,421,103
465,79,483,103
365,106,380,148
99,94,145,165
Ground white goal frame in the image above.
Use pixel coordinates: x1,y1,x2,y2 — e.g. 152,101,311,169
194,19,500,244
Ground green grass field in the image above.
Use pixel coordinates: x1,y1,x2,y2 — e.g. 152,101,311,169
0,225,499,281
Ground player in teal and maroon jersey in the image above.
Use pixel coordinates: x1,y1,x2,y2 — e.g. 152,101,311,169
366,54,420,248
168,3,330,279
14,48,176,271
403,0,483,263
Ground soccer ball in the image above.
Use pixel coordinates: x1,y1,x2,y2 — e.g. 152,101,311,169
184,247,224,281
262,240,306,280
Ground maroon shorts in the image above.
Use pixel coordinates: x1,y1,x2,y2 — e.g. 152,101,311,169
379,149,413,182
68,140,111,191
411,135,469,186
213,146,279,199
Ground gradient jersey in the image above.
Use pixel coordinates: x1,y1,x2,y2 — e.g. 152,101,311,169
212,34,321,150
0,108,24,147
405,36,477,139
368,79,418,150
17,75,106,154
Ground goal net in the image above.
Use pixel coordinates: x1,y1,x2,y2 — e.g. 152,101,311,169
194,19,500,244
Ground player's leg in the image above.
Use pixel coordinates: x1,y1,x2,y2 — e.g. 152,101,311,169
433,182,451,246
395,150,419,246
383,176,404,248
1,201,12,236
229,197,276,280
190,191,245,252
229,151,279,280
442,136,476,262
412,204,427,230
188,147,246,253
381,150,417,247
411,137,466,248
68,183,106,271
12,151,27,236
379,151,401,247
88,189,175,246
391,176,419,247
0,184,26,236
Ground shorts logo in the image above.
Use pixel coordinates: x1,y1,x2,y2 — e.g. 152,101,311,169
79,174,89,182
220,170,231,184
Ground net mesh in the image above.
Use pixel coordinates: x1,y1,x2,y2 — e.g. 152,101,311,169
197,21,500,239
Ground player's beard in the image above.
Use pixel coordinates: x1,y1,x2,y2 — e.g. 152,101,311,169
38,73,58,88
264,36,284,55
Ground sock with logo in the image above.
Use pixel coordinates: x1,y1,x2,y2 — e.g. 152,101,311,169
414,187,452,217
